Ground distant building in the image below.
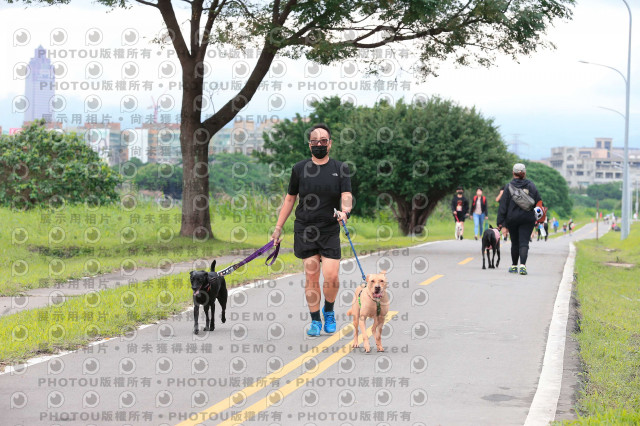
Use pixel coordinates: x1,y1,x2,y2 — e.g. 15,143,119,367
210,127,233,154
142,123,181,164
212,118,282,155
24,45,55,123
66,123,127,166
542,138,640,187
122,127,150,164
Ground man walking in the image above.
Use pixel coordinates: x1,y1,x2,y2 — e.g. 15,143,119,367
271,124,353,336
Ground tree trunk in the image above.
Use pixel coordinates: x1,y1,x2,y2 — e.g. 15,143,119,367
179,65,212,239
391,193,441,236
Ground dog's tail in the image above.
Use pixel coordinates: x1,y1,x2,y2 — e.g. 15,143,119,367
489,224,493,229
210,260,216,272
346,307,353,317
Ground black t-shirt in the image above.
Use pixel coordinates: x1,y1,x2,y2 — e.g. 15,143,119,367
287,158,352,234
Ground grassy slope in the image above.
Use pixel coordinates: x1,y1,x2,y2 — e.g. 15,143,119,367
1,197,593,366
560,223,640,424
0,205,458,366
0,198,474,296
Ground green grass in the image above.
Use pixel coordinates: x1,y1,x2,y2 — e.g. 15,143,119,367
556,223,640,424
2,193,594,296
0,195,593,366
0,199,459,366
0,202,258,296
0,250,310,367
0,196,455,296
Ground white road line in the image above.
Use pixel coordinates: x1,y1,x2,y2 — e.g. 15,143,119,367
339,239,446,266
524,242,576,425
0,274,297,376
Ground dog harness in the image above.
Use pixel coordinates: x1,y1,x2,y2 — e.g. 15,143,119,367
358,284,381,316
488,228,501,249
217,240,280,276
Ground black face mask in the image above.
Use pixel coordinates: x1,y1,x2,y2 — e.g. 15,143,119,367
311,145,328,159
457,191,463,196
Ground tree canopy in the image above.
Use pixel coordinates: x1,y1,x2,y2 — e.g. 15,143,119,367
586,181,623,201
0,120,121,209
259,96,514,234
132,162,184,200
522,160,572,217
130,152,270,199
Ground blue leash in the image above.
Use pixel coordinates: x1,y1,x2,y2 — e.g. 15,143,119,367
334,208,366,282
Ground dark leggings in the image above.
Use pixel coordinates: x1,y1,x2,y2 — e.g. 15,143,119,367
507,221,535,265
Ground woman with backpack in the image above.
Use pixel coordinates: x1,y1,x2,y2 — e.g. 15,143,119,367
497,163,545,275
471,187,489,240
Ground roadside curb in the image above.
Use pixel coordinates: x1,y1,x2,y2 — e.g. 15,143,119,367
524,242,576,425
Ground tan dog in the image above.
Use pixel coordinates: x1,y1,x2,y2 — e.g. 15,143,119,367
346,271,389,352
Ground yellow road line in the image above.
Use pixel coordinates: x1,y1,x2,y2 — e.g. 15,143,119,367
218,312,399,426
420,274,444,286
176,322,356,426
458,257,474,265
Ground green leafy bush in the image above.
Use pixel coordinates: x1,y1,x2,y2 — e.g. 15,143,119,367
0,120,121,209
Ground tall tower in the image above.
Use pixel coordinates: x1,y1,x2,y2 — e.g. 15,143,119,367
24,45,55,123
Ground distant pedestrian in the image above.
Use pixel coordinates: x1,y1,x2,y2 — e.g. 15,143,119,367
451,185,469,240
563,223,567,234
568,218,574,236
552,217,559,233
497,163,545,276
536,219,548,242
471,187,488,241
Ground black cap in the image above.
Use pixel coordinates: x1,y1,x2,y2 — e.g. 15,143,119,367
456,185,463,190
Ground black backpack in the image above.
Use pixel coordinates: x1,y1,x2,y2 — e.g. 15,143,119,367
508,183,535,211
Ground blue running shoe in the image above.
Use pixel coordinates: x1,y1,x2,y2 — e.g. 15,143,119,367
307,320,322,336
322,308,336,333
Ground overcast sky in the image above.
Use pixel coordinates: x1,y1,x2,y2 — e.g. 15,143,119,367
1,0,639,160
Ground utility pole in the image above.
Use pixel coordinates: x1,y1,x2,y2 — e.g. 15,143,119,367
508,134,529,158
596,200,599,241
636,175,640,220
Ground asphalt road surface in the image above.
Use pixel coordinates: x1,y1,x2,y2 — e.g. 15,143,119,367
1,222,603,425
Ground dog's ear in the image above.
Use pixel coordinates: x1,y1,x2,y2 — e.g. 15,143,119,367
190,271,194,277
210,260,216,272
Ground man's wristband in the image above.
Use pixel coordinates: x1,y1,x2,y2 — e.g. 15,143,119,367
344,211,351,219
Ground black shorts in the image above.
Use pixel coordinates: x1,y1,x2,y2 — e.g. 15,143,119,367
294,227,341,260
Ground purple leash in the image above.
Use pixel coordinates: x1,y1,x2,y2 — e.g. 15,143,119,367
217,240,280,276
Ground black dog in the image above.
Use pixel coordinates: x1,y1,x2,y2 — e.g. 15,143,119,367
481,225,501,269
190,260,227,334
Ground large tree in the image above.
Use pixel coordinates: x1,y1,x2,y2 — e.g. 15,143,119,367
12,0,574,237
260,96,514,235
522,160,572,217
